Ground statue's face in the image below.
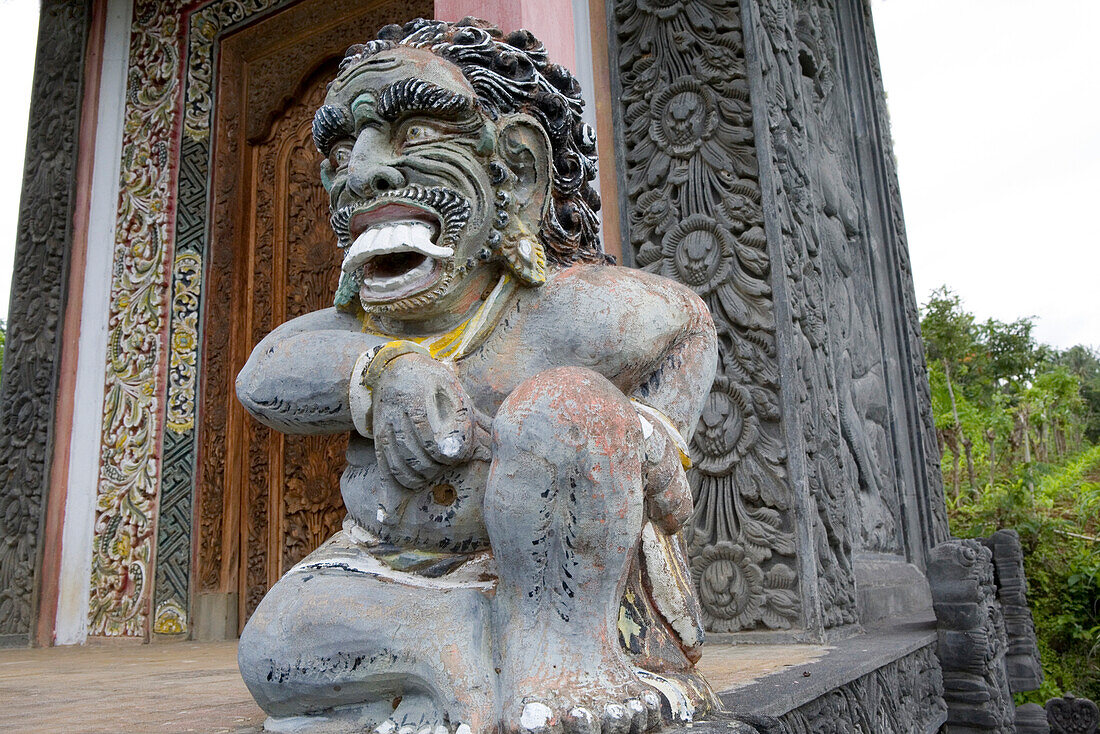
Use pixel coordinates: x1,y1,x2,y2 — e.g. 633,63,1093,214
319,48,502,318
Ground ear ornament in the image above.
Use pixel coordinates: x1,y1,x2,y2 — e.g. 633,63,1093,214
500,220,547,287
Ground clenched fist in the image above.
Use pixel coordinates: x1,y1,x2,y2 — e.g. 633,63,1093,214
369,353,476,490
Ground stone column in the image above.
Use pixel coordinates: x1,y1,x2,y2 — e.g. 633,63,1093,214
982,529,1043,693
606,0,948,639
0,0,92,646
928,539,1015,733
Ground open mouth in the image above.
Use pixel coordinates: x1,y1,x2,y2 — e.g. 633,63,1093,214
342,204,452,302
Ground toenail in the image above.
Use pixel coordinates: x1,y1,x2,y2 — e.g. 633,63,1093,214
521,702,555,730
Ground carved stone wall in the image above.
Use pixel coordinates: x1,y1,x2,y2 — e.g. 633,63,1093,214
855,0,951,551
780,644,947,733
0,0,90,643
608,0,949,635
611,0,799,636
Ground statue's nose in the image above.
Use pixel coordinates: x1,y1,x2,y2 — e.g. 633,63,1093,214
347,161,406,197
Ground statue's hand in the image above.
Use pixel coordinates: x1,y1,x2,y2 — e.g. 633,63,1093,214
370,353,475,490
641,421,693,535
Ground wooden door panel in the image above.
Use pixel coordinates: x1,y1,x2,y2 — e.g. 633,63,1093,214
195,0,434,633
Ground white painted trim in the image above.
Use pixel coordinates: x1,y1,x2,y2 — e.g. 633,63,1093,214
54,0,132,646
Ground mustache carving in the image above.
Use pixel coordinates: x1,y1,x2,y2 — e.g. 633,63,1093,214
329,184,472,251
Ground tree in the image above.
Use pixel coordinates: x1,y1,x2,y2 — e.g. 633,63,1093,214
921,287,978,495
920,289,1091,492
1057,345,1100,444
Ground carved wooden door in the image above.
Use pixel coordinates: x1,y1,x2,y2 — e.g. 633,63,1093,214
194,0,436,635
238,78,349,620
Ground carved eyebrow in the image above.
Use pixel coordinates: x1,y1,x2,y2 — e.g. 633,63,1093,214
376,78,473,122
312,104,354,155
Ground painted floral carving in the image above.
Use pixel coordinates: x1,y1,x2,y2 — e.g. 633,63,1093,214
84,0,433,639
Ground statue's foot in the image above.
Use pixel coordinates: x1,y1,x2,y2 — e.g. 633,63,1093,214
500,657,665,734
240,537,498,734
368,694,475,734
262,698,395,733
262,689,478,734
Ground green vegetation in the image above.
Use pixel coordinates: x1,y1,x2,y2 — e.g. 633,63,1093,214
921,287,1100,701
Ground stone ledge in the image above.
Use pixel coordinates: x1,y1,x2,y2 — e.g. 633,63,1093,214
668,614,944,733
721,614,937,717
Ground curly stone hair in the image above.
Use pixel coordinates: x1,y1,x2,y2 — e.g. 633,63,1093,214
337,17,605,266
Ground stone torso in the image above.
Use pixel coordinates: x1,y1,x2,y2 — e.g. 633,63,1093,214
341,263,703,552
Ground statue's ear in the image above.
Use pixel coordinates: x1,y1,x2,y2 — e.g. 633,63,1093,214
497,113,553,217
495,113,551,286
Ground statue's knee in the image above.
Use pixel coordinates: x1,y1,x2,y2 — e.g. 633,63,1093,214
494,367,639,452
238,576,308,706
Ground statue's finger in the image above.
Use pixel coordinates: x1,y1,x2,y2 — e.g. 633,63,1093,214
394,412,442,480
422,391,473,466
377,421,424,489
429,410,473,466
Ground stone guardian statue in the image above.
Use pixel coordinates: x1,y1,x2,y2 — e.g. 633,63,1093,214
236,18,719,734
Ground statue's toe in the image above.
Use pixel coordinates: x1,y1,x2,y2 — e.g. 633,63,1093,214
624,699,649,734
563,707,598,734
600,703,631,734
518,702,559,734
641,692,662,731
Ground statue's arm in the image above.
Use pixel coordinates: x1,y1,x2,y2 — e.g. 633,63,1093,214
235,307,376,434
630,287,718,445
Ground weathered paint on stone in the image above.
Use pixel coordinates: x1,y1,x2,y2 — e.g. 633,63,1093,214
236,18,718,734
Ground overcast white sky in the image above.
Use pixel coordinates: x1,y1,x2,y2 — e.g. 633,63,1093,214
0,0,1094,349
871,0,1098,350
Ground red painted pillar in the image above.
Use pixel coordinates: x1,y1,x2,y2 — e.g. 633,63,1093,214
434,0,577,71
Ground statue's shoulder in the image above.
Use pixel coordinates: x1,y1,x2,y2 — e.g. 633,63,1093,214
279,306,364,333
536,263,714,337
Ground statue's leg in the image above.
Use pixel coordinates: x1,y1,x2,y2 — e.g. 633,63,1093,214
485,367,662,734
238,550,497,734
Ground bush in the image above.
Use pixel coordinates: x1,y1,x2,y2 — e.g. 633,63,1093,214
949,445,1100,702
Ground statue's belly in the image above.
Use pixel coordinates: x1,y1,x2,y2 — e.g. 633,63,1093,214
341,436,490,552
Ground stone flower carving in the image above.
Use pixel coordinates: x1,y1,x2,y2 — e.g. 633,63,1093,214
691,376,787,509
690,543,799,632
649,80,718,163
691,542,764,632
693,378,758,476
656,215,733,296
635,0,692,21
761,563,799,630
631,189,679,265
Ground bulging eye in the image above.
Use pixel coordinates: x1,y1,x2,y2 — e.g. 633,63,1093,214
401,122,445,147
329,142,353,168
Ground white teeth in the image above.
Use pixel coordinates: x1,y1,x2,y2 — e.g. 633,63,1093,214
341,220,450,274
363,256,434,295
